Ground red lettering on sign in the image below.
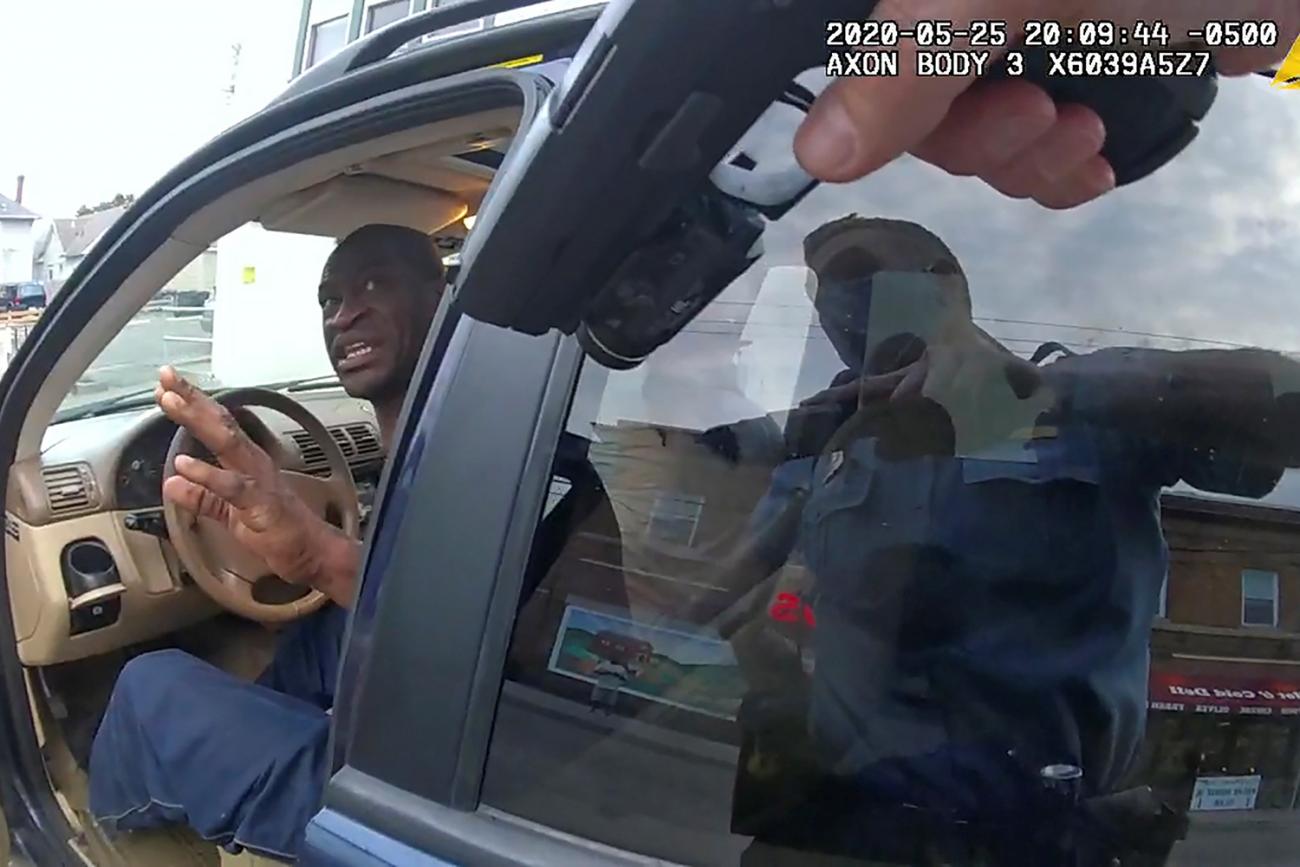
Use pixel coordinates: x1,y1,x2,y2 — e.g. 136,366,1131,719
769,593,816,628
769,593,800,623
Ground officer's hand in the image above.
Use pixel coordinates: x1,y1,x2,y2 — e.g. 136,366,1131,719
886,321,1043,408
155,365,332,586
800,322,1052,452
795,0,1300,209
800,322,1034,406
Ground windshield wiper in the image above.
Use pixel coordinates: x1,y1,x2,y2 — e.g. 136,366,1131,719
55,386,160,423
264,374,342,393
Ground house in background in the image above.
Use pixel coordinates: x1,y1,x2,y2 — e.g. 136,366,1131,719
30,219,64,289
0,192,39,285
32,204,216,302
50,205,129,284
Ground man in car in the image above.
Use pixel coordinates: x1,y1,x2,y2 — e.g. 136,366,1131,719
87,223,447,861
709,216,1300,865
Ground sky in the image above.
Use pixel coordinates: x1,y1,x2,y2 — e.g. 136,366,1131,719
0,0,303,218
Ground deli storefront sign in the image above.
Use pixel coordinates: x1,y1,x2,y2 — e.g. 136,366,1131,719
1150,671,1300,716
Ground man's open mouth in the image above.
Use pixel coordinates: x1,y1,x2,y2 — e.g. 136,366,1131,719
337,341,377,372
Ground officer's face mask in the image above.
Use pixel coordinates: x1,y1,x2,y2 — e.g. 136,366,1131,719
813,270,966,377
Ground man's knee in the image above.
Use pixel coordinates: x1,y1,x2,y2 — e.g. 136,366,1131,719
104,650,213,725
115,648,207,692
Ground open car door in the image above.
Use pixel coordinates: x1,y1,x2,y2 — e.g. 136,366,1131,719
0,3,586,863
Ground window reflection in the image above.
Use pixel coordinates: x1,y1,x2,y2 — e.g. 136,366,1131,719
483,75,1300,866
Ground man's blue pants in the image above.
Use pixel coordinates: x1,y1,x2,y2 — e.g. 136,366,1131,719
88,605,349,861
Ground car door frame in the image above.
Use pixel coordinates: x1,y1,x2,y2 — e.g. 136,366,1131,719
308,315,644,866
304,75,663,867
0,34,567,865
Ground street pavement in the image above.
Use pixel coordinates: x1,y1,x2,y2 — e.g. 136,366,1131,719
57,311,214,408
1171,810,1300,866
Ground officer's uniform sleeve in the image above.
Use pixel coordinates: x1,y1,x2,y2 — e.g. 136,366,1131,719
1152,441,1285,499
1045,346,1287,499
742,458,816,571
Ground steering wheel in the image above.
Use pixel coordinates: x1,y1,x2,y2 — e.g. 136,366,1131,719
162,388,361,623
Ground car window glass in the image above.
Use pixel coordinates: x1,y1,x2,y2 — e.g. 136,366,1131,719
480,76,1300,865
55,222,461,420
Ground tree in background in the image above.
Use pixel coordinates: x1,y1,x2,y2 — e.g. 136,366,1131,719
76,193,134,217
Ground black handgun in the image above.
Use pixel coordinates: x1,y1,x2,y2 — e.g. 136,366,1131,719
456,0,1219,370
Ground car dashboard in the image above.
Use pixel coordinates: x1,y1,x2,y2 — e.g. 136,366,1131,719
3,388,384,667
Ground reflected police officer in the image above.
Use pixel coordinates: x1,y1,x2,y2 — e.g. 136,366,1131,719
710,216,1300,865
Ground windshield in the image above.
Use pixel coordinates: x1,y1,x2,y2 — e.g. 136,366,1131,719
56,224,343,420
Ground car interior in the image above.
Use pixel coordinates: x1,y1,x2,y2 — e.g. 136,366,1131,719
2,103,525,867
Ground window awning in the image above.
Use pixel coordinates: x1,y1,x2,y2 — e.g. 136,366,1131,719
1150,668,1300,716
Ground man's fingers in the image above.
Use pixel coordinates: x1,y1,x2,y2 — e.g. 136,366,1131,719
162,474,231,522
156,365,275,478
981,103,1109,200
910,79,1059,178
1032,155,1117,210
173,453,262,510
795,0,1298,198
795,0,1044,182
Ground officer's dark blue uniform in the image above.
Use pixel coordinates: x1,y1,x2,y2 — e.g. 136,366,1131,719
721,214,1290,861
88,603,349,860
730,358,1283,861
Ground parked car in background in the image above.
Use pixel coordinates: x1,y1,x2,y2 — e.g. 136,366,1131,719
0,282,47,313
170,288,210,318
13,283,47,312
200,292,215,335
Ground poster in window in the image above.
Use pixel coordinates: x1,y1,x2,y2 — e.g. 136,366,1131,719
1190,775,1261,811
547,603,746,720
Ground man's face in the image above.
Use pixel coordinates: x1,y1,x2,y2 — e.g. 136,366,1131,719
318,239,442,401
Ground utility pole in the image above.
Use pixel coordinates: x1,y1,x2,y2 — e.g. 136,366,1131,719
222,42,243,108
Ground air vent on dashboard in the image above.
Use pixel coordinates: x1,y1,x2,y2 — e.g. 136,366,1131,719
329,427,357,460
288,423,382,475
42,464,96,517
288,430,327,475
344,423,382,461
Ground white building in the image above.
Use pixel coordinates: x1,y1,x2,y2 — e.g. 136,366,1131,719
32,206,217,300
52,206,129,280
0,193,38,285
30,219,64,287
292,0,603,76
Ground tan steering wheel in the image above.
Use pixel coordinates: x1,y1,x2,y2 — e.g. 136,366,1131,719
162,388,361,623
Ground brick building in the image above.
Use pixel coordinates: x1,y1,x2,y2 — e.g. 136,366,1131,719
1133,494,1300,811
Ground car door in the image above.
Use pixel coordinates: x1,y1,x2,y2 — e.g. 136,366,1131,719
307,13,1300,867
0,5,591,862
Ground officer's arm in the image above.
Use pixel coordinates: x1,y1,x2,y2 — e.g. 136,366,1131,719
1045,346,1300,472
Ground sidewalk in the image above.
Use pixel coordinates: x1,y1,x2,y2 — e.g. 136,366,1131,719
1171,809,1300,867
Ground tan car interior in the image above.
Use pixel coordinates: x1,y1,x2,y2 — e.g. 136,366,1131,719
3,103,521,866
